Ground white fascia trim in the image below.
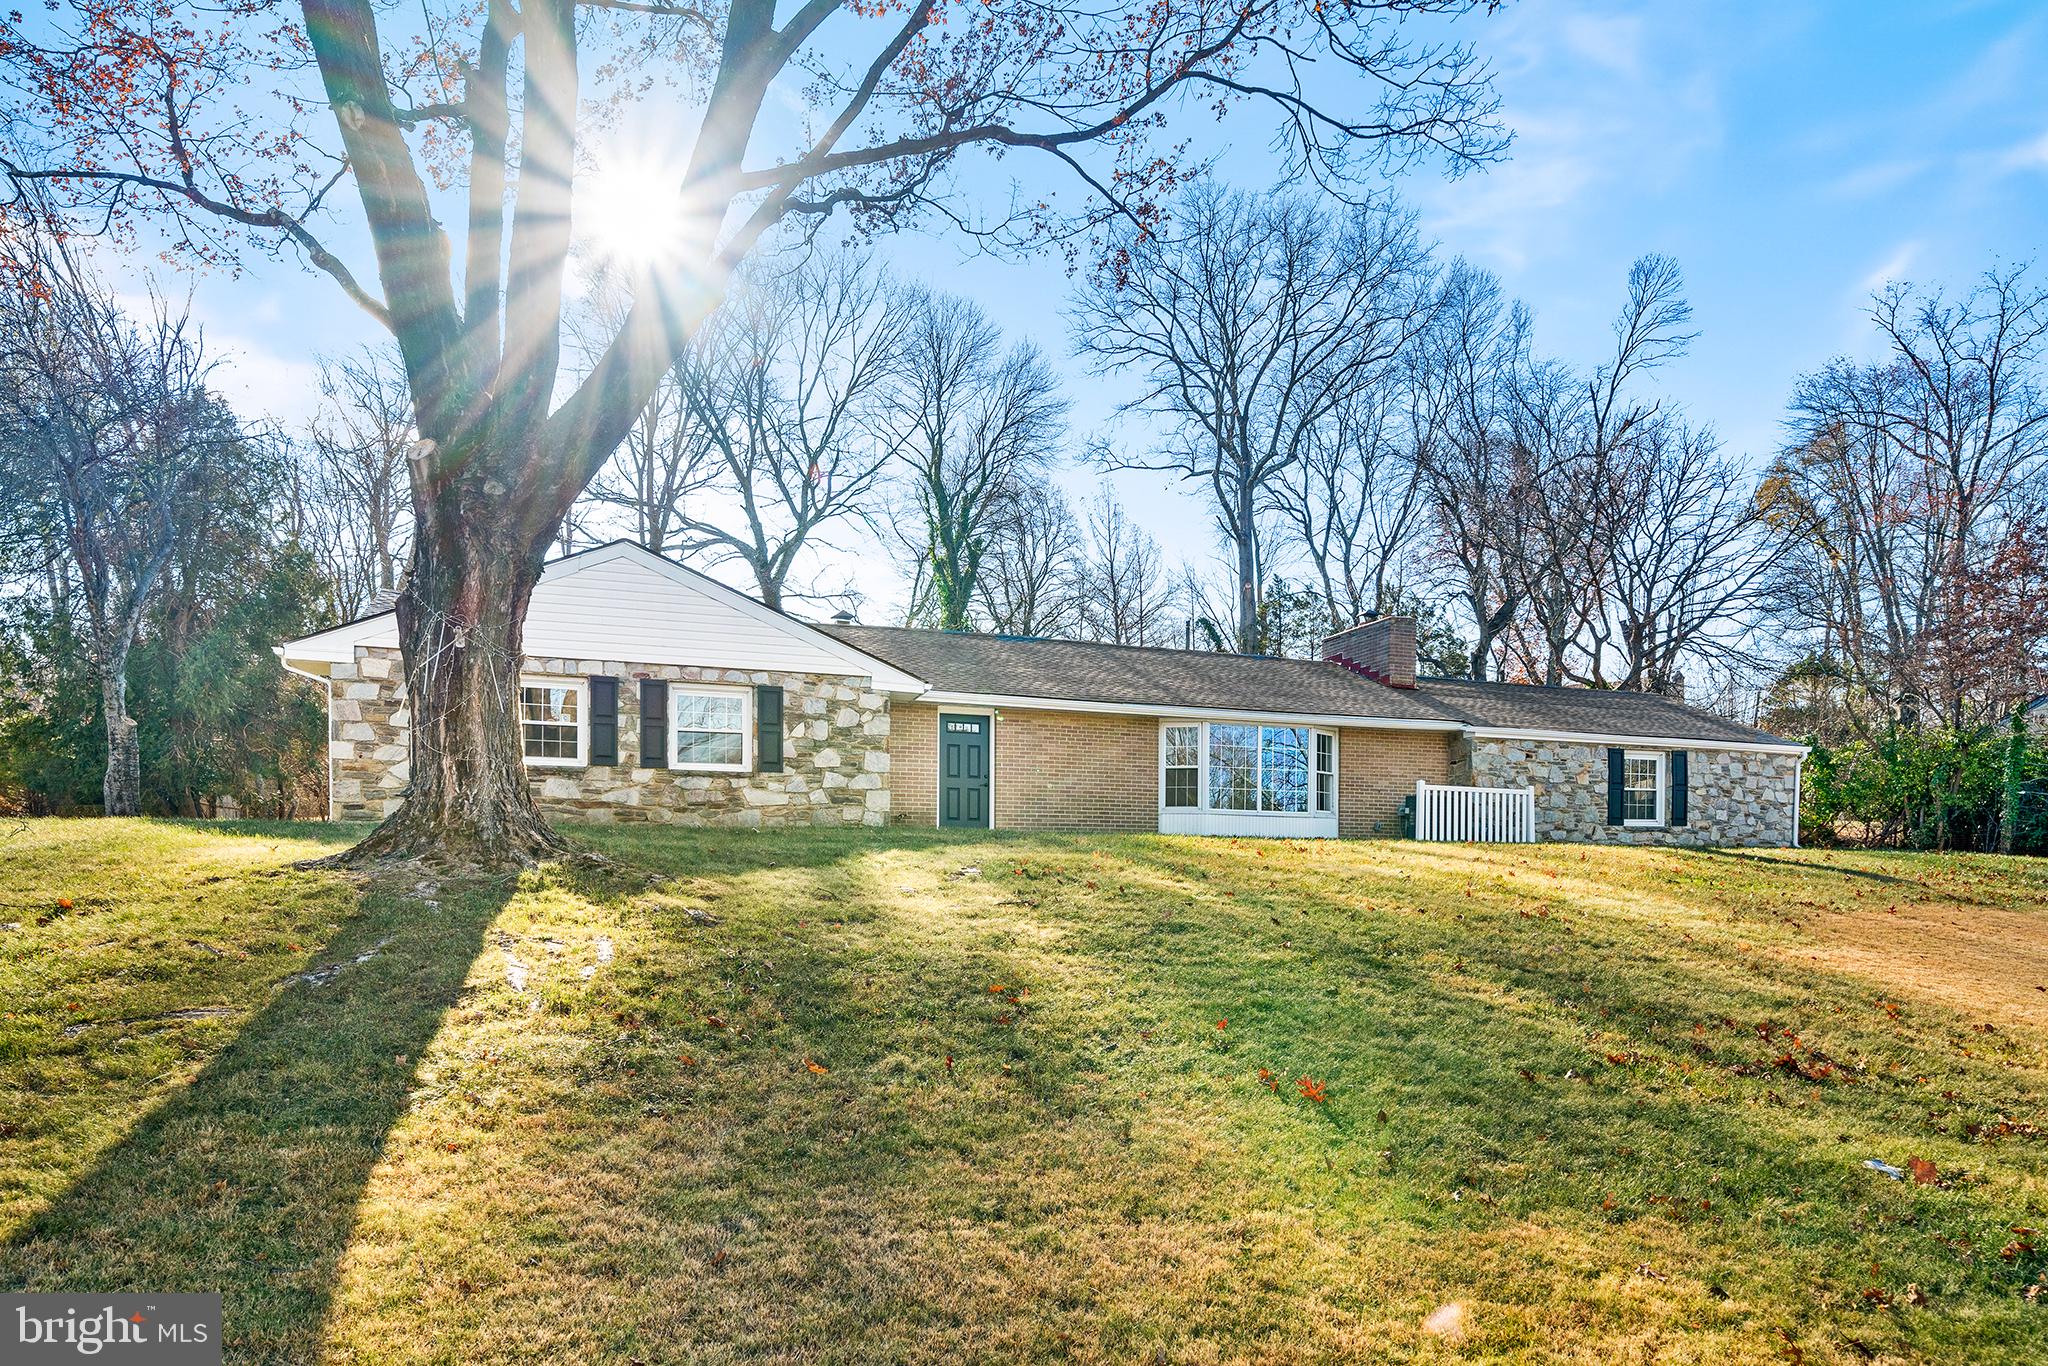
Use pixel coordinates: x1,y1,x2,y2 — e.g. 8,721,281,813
276,613,399,665
914,690,1463,733
274,647,332,683
1463,725,1810,757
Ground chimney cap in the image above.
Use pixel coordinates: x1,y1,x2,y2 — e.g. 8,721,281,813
830,608,857,625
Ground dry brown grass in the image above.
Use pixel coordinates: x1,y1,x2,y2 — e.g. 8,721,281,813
4,822,2046,1364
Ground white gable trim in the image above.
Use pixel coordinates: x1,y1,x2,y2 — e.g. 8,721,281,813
277,541,926,692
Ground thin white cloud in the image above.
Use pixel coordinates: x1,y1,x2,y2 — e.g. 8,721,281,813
1997,128,2048,173
1409,1,1726,271
1857,240,1922,297
1822,158,1932,200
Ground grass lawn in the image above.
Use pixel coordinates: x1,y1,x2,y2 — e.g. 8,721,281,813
3,820,2047,1363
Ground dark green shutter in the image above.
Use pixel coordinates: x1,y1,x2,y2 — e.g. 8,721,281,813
1669,750,1689,827
1606,747,1626,825
639,679,668,768
588,676,618,766
755,685,784,773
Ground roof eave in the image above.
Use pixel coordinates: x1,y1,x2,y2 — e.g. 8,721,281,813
911,690,1462,731
1461,725,1808,756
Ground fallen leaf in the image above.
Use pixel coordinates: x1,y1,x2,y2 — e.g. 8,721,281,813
1907,1156,1939,1186
804,1058,829,1074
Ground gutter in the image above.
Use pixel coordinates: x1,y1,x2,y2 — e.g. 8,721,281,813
1460,725,1811,758
910,690,1464,733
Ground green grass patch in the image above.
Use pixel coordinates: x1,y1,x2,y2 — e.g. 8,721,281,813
3,819,2046,1363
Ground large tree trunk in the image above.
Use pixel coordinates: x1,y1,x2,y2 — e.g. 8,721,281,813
337,512,572,870
1234,482,1259,654
100,657,141,817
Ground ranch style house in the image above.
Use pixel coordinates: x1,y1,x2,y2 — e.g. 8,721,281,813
277,541,1806,846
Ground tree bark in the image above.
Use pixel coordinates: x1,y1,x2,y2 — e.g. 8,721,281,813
335,497,571,869
100,656,141,816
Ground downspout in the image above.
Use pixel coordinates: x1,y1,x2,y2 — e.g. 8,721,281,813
1792,753,1803,849
276,648,336,822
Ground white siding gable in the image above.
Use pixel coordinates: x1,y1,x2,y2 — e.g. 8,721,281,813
279,542,924,691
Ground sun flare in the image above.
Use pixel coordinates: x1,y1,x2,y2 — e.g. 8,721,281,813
577,160,691,270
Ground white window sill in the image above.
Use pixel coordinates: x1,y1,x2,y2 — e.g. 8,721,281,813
525,756,584,769
671,763,750,775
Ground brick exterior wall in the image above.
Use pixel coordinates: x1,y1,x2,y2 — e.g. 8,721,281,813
325,645,890,827
1339,727,1455,839
1453,735,1798,846
887,703,1158,832
888,703,939,828
889,704,1450,838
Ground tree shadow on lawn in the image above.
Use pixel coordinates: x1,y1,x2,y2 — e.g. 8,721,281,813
312,830,2048,1362
0,859,512,1365
1689,845,1920,887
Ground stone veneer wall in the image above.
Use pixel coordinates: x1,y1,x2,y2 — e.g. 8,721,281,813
326,644,891,827
1452,735,1798,846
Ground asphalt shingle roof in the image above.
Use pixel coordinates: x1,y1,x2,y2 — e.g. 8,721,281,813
823,625,1451,721
1411,677,1794,747
824,624,1796,748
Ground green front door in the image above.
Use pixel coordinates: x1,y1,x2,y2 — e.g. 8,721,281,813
939,714,992,828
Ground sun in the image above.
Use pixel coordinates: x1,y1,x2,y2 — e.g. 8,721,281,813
576,159,692,270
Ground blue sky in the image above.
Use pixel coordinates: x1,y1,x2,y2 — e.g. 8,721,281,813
172,0,2048,621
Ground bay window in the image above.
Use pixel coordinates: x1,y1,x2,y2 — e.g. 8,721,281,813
1161,720,1339,820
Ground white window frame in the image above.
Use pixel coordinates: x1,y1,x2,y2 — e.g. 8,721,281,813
1157,719,1338,819
518,676,587,768
670,683,752,773
1161,722,1202,810
1622,749,1666,827
1314,730,1337,815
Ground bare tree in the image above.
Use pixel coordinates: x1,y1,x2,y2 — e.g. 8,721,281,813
976,484,1085,636
1589,422,1778,694
664,253,906,609
895,293,1067,631
1076,186,1435,652
1767,267,2048,737
296,346,414,615
1412,262,1527,680
1077,492,1174,645
4,0,1508,866
1276,379,1428,628
1502,255,1699,686
0,236,237,814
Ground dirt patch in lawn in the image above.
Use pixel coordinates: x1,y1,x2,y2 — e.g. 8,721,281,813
1787,898,2048,1032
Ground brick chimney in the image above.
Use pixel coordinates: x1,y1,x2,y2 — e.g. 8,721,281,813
1322,616,1417,689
